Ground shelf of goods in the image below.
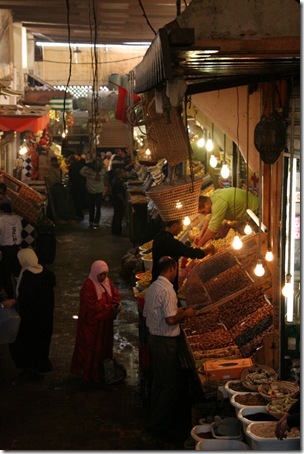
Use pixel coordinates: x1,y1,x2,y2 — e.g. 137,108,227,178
0,170,46,224
180,234,273,381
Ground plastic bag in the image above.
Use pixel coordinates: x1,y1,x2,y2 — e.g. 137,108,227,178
0,305,21,344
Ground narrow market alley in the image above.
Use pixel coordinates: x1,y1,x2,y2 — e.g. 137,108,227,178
0,204,186,450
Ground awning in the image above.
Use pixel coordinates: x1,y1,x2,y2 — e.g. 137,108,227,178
0,113,50,132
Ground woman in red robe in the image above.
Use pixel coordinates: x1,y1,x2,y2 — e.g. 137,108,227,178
70,260,121,382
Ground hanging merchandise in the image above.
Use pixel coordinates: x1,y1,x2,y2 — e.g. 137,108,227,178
254,112,286,164
254,82,287,164
146,175,202,221
140,90,190,167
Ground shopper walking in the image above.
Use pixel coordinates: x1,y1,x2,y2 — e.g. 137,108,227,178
80,160,106,228
68,154,86,220
111,168,126,236
70,260,123,384
143,256,195,441
9,248,56,379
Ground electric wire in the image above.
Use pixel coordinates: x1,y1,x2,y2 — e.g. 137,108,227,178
137,0,157,35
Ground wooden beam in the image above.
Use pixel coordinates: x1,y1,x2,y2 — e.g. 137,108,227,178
194,37,300,56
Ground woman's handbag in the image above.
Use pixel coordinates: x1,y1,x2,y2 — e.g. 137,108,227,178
0,305,21,344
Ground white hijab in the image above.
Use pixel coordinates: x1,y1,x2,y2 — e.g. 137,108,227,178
88,260,112,300
16,248,43,297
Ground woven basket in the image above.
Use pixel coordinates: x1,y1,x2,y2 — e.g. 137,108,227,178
147,176,202,221
266,397,298,420
258,380,300,402
241,363,278,391
141,91,190,167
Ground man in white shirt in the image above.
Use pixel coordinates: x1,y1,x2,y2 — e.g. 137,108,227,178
0,203,23,298
143,256,195,441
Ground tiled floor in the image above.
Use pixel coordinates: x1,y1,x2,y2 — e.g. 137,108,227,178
0,205,189,450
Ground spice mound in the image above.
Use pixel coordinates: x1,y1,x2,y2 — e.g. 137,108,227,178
235,393,266,406
250,422,300,438
228,381,248,392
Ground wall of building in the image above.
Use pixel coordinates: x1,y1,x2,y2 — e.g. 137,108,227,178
33,45,148,87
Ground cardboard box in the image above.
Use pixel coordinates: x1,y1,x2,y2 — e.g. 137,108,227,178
203,358,252,380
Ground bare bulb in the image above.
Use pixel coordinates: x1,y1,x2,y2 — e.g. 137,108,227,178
282,281,293,298
62,131,66,138
145,148,151,156
254,260,265,277
205,138,214,152
197,137,205,148
183,216,190,226
232,234,243,250
221,163,230,179
209,154,217,168
244,223,252,235
19,144,28,156
265,248,273,262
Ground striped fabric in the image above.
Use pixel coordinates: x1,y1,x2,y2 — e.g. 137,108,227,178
143,276,180,337
49,98,73,111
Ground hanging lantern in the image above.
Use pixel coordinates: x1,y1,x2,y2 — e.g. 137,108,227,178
254,112,286,164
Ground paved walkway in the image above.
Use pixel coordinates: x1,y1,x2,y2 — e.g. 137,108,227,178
0,205,187,450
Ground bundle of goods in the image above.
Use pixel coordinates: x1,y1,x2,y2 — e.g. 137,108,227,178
0,170,45,224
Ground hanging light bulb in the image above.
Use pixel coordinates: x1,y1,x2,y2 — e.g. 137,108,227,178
282,273,293,298
209,154,217,168
145,148,151,157
244,222,252,235
62,131,66,138
197,137,205,148
183,216,190,226
19,140,28,156
265,248,274,262
205,136,214,152
221,162,230,179
254,259,265,276
232,234,243,250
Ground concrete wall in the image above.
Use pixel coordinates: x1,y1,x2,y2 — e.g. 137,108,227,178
177,0,300,39
34,46,148,87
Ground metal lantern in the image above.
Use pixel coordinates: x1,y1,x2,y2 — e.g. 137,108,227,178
254,112,287,164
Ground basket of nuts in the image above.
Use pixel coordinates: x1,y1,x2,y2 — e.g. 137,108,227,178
241,363,278,391
258,380,299,402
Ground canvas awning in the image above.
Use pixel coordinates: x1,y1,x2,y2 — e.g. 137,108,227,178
0,105,50,132
0,113,50,132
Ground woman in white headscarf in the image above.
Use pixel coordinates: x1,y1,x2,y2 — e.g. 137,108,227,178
70,260,122,382
9,248,56,378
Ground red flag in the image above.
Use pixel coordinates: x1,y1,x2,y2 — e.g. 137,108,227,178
115,85,140,123
115,85,128,123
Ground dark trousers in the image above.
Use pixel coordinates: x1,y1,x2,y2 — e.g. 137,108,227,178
0,245,21,298
111,198,124,235
88,192,102,224
147,334,183,435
